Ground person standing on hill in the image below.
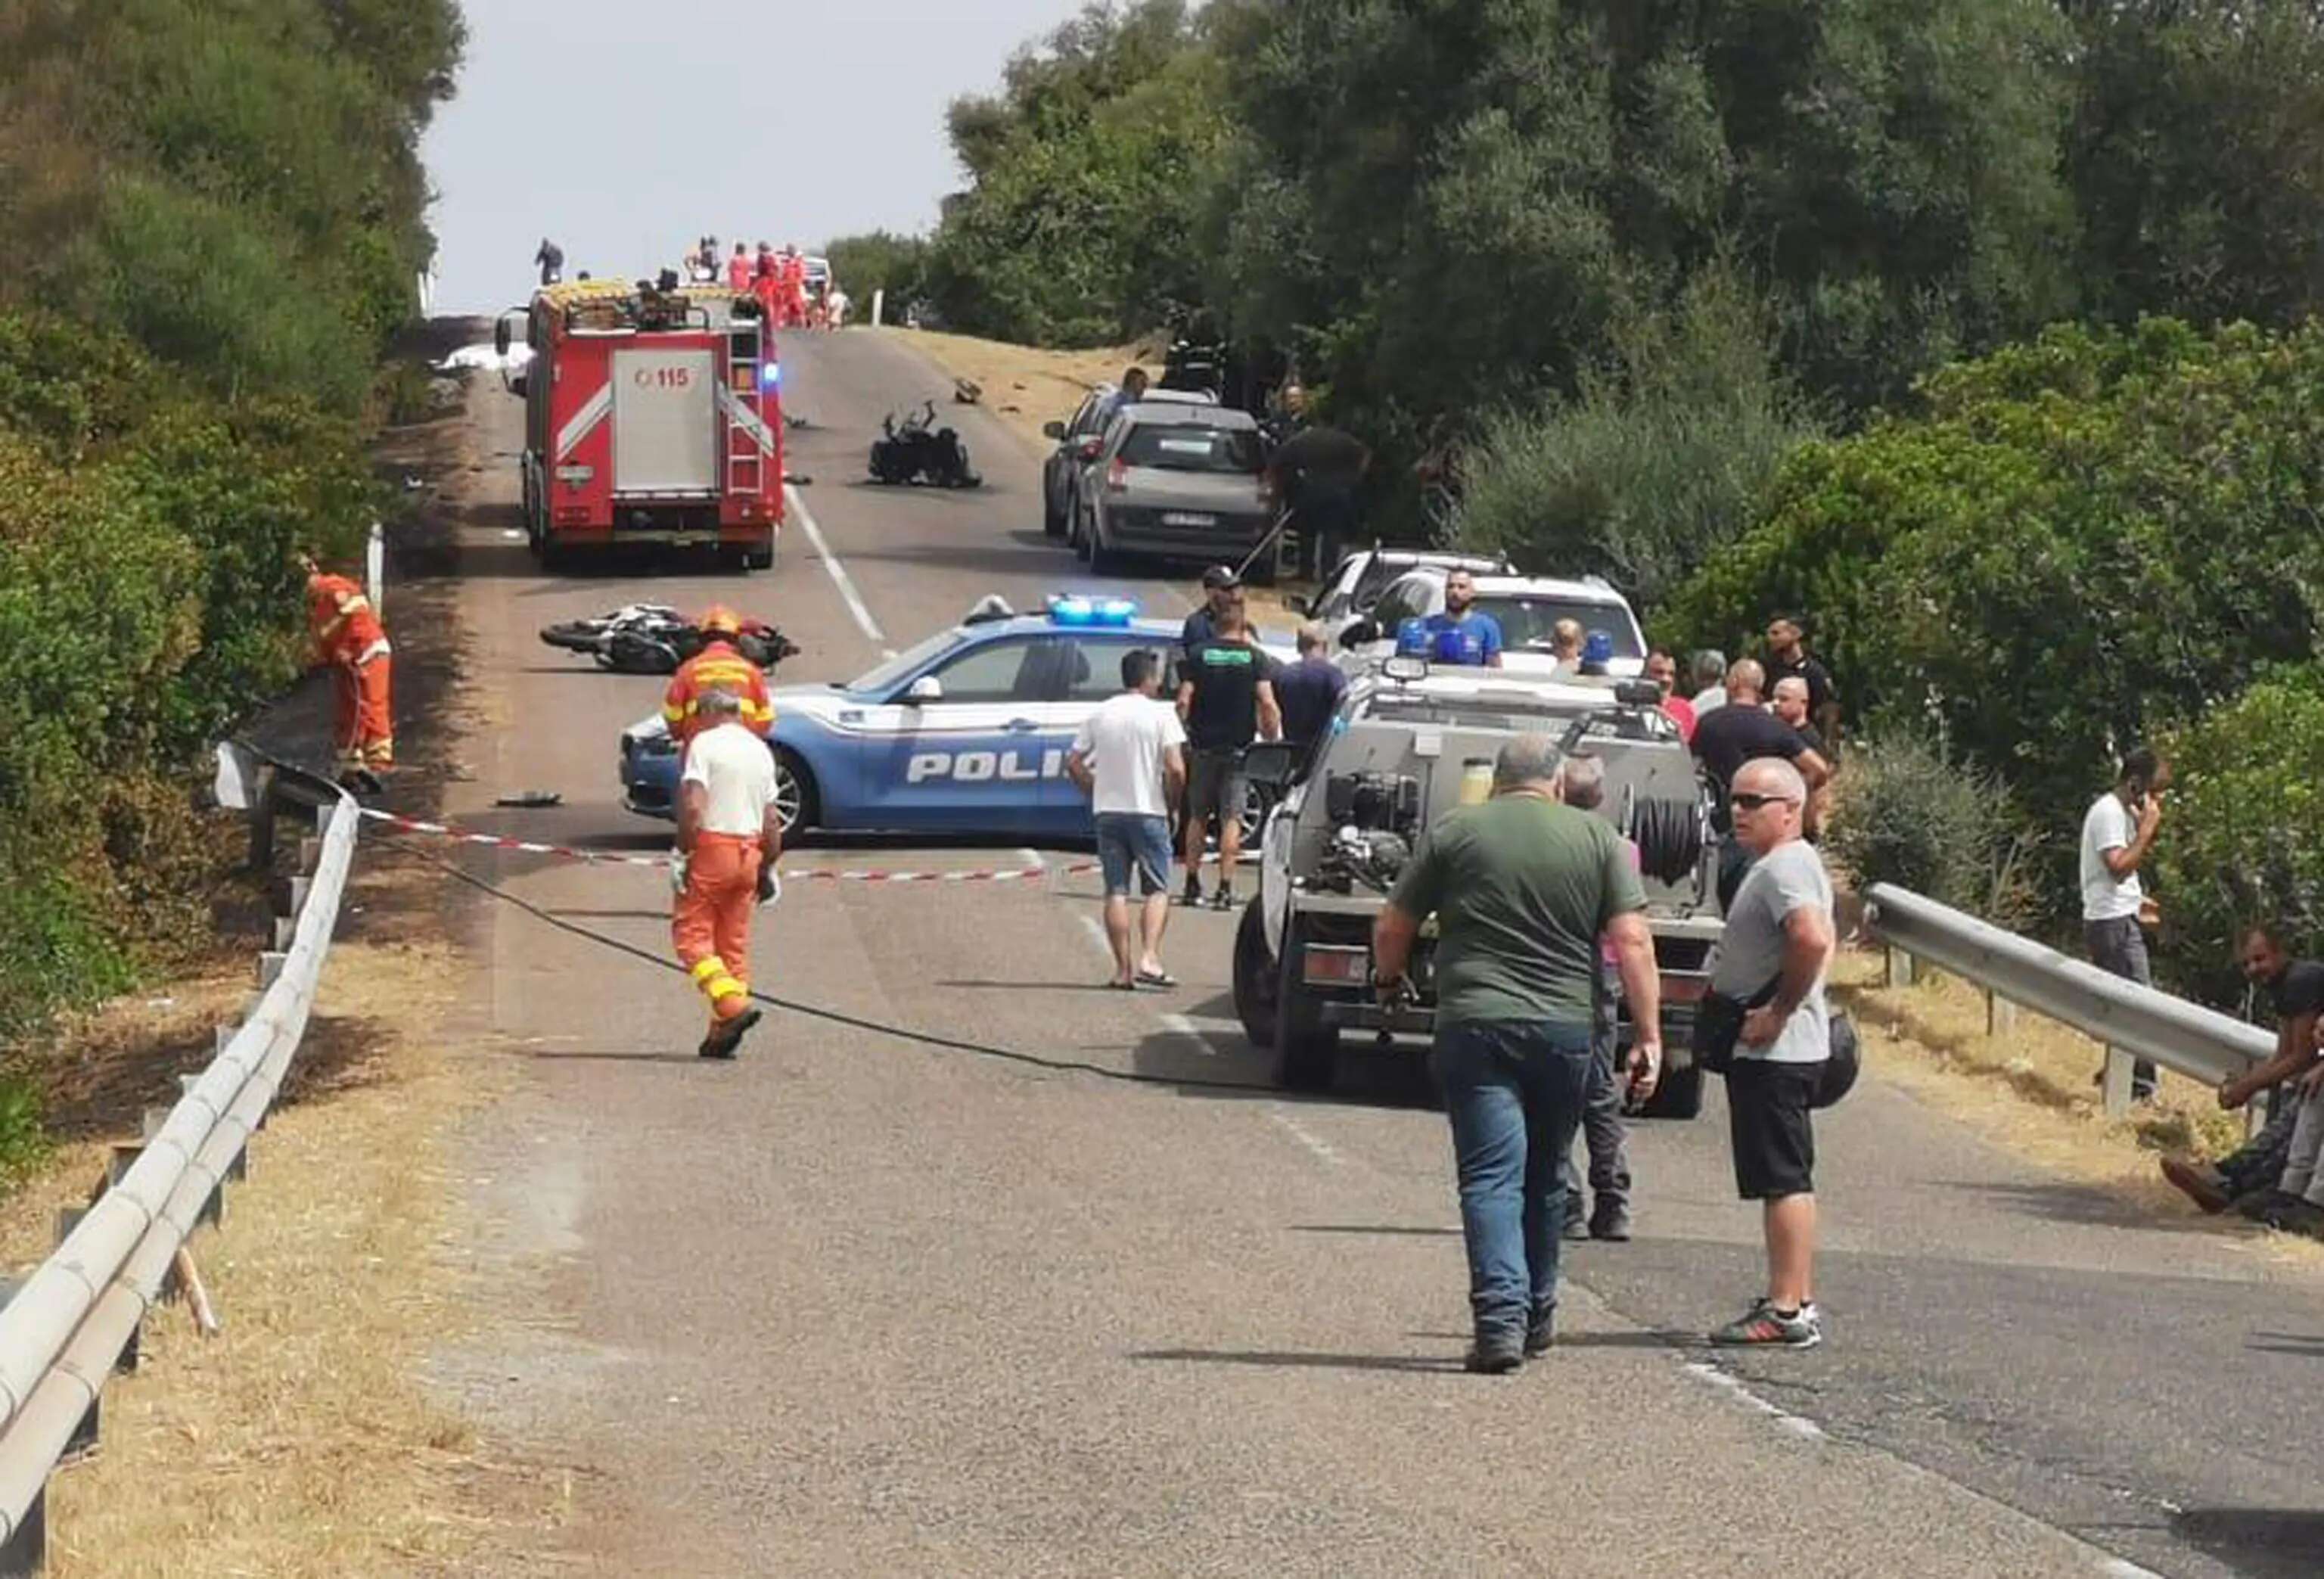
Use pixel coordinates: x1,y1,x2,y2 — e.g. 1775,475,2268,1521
2080,748,2167,1104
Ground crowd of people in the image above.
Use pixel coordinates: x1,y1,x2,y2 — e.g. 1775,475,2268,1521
530,234,848,329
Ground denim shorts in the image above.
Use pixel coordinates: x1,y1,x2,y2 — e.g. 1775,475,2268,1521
1095,812,1173,897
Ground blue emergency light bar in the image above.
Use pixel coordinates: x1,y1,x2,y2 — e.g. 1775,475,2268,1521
760,362,782,390
1046,595,1137,627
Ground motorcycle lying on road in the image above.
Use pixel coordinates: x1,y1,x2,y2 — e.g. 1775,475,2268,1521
868,400,981,488
539,605,800,675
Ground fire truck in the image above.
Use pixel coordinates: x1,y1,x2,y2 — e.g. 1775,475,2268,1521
496,277,781,571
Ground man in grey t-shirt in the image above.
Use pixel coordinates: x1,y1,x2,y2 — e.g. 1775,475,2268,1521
1707,757,1835,1349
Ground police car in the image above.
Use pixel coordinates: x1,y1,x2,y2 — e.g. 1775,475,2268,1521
619,595,1285,838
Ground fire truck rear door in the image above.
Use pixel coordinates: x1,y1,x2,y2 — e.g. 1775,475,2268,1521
611,347,717,495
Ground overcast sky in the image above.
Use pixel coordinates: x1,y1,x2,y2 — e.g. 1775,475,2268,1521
421,0,1093,313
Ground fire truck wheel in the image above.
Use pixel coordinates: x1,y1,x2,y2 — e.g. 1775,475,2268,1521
745,544,775,571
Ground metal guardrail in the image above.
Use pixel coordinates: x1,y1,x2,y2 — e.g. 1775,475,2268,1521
1863,882,2274,1112
0,744,359,1571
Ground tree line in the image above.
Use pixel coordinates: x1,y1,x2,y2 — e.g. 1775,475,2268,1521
834,0,2324,1003
0,0,464,1153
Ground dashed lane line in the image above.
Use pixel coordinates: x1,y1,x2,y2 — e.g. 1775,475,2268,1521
1266,1106,1346,1167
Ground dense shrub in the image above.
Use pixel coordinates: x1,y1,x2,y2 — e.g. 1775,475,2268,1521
0,0,459,1051
1659,319,2324,923
2155,670,2324,1008
825,232,932,319
1822,729,2036,931
1456,266,1821,605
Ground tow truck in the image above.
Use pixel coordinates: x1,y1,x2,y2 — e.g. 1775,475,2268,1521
496,276,781,571
1230,660,1720,1117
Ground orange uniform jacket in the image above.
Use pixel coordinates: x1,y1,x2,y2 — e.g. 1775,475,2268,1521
662,640,775,747
306,573,386,665
727,256,751,291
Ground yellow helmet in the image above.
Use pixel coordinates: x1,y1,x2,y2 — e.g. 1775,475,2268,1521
699,605,743,636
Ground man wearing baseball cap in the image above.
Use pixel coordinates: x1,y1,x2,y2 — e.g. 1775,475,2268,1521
1180,565,1262,656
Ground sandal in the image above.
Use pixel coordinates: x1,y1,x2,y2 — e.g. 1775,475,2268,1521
1136,968,1179,989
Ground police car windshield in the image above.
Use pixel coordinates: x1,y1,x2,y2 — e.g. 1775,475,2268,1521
1476,596,1643,657
844,630,958,696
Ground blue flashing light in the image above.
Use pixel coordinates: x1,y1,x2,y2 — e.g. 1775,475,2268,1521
1047,594,1137,627
760,361,781,390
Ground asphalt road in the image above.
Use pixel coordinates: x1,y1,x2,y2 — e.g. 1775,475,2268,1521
415,328,2324,1577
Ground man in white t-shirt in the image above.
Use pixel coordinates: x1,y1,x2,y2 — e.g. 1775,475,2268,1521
1067,648,1187,990
2080,747,2168,1102
673,689,781,1058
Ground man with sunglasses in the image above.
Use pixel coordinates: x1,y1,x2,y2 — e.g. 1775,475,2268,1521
1707,757,1836,1348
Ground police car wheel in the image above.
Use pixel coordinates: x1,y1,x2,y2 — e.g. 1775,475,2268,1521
772,748,815,835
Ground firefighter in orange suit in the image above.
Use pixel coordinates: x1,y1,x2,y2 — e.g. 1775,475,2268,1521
726,241,751,293
299,552,393,792
673,687,778,1058
663,605,775,751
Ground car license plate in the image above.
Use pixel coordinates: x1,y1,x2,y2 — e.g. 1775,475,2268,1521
1160,511,1216,527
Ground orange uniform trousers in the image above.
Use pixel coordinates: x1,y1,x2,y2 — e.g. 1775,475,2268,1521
334,651,394,774
673,833,763,1030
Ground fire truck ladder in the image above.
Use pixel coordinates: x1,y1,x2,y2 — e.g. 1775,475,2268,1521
726,325,766,496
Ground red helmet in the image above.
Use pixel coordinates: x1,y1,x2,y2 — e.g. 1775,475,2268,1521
699,605,742,636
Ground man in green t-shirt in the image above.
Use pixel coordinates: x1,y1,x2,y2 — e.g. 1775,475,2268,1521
1373,735,1664,1374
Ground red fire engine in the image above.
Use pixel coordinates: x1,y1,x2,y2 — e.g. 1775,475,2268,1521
496,278,781,570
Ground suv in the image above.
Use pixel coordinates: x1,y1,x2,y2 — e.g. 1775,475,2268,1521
1229,663,1719,1117
1040,384,1217,539
1302,546,1517,627
1070,403,1277,580
1340,569,1648,678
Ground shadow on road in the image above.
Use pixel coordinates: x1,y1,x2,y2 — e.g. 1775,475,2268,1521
2169,1507,2324,1579
1934,1177,2223,1236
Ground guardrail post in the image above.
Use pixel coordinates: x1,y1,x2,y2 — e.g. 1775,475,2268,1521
256,953,287,990
1985,990,2018,1037
1885,946,1916,988
246,763,279,874
2100,1047,2138,1118
0,1482,46,1577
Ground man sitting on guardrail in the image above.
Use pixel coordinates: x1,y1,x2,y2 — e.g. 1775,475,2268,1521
2161,925,2324,1216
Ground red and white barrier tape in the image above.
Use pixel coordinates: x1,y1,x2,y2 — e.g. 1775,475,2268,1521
359,807,1101,883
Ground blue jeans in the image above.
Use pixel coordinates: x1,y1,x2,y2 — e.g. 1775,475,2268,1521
1094,812,1172,897
1434,1019,1596,1338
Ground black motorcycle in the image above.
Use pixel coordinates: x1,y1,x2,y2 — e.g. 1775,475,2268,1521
539,605,800,674
868,400,981,488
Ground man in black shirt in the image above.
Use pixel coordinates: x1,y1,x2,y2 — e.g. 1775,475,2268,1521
1267,419,1371,582
1176,599,1282,909
1692,660,1832,906
2161,925,2324,1212
1692,661,1832,806
1764,616,1839,744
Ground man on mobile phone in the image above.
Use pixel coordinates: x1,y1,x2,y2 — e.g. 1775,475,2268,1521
2081,747,2169,1102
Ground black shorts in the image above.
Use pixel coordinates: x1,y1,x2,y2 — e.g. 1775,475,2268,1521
1184,749,1246,829
1726,1059,1823,1200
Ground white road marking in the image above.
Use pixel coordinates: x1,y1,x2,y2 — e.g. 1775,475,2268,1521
1078,912,1114,962
1682,1360,1825,1441
1014,847,1043,870
1159,1011,1222,1054
2095,1561,2165,1579
785,482,884,645
1266,1105,1344,1166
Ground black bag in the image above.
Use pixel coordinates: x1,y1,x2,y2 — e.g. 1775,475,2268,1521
1693,977,1861,1106
1691,978,1779,1077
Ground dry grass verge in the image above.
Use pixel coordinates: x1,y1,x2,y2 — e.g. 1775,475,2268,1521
1834,948,2322,1263
3,869,567,1575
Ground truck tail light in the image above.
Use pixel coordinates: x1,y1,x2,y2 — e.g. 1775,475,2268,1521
1301,945,1369,987
555,506,589,525
1105,458,1129,493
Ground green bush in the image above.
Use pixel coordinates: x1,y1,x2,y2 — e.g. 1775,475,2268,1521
2155,670,2324,1008
1659,319,2324,924
1824,729,2036,931
1456,265,1821,606
0,1073,47,1192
